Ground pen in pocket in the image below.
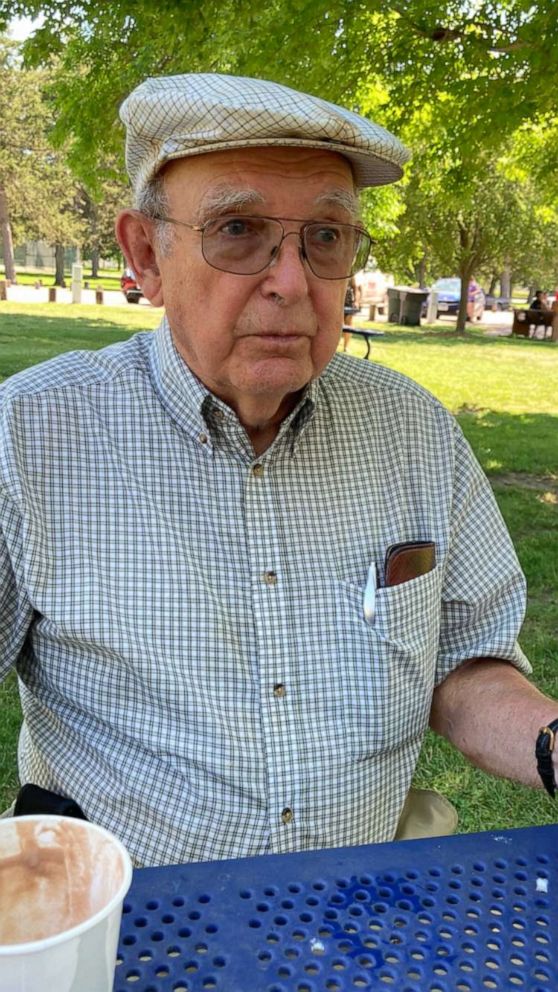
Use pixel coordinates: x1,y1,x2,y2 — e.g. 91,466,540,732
363,562,378,624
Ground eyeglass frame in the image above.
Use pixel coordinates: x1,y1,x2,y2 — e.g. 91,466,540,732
146,212,375,280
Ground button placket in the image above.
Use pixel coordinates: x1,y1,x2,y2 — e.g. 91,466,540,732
244,454,300,852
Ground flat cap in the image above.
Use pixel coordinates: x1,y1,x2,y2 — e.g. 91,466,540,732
120,72,410,194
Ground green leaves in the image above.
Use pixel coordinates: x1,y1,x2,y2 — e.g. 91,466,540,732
2,0,557,297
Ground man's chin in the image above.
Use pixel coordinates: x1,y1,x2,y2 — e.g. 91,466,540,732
242,354,314,393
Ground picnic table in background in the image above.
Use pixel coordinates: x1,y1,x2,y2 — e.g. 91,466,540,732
343,325,385,359
512,308,558,341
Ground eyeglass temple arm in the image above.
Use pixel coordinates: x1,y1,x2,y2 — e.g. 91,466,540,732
150,214,204,233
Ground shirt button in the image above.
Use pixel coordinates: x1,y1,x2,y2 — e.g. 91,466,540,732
252,463,264,478
281,807,294,825
262,570,277,586
273,683,286,698
198,433,208,445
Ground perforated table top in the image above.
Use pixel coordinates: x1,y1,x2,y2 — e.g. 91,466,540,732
115,824,558,991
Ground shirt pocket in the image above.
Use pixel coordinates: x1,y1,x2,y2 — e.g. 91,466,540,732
336,564,443,759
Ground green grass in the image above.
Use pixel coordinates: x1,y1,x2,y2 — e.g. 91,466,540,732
9,269,123,291
0,302,160,381
1,303,557,833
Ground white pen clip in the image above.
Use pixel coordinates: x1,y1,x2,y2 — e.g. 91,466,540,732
363,562,378,625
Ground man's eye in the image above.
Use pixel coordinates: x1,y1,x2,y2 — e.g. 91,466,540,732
218,218,257,237
311,226,341,245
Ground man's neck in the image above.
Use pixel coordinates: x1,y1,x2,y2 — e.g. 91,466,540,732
235,392,302,455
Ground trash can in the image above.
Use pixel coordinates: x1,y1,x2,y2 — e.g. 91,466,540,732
388,286,428,326
400,288,428,326
387,287,403,323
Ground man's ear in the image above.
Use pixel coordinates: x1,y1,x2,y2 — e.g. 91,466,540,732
115,210,164,307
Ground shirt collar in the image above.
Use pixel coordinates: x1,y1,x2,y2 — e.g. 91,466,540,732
148,316,319,455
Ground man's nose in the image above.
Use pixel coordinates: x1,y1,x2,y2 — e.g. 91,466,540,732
262,230,310,298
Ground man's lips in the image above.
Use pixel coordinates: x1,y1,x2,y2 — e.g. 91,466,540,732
245,330,313,339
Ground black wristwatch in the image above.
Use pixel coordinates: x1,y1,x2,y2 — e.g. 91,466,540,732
535,719,558,798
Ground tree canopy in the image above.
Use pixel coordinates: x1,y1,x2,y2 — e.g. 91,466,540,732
2,1,557,322
4,0,557,183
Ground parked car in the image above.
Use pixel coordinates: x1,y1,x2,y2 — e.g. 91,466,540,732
425,277,485,320
120,268,143,304
484,294,511,311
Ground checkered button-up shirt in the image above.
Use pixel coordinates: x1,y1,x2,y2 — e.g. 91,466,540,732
0,319,529,866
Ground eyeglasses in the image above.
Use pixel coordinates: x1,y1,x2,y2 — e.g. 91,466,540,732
149,213,374,279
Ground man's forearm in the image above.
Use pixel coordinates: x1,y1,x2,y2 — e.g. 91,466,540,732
430,659,558,790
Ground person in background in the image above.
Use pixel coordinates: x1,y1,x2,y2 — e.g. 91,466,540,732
341,275,360,351
529,289,552,339
530,289,550,311
466,278,482,322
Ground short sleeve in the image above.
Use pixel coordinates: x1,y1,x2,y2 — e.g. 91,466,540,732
0,491,34,680
436,423,531,683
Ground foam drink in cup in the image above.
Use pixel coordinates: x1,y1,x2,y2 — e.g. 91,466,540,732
0,815,132,991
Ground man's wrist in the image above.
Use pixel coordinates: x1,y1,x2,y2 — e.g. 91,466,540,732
535,719,558,797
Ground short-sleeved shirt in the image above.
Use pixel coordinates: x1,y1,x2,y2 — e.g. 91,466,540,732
0,318,530,866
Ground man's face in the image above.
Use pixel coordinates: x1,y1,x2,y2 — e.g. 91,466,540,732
148,147,357,420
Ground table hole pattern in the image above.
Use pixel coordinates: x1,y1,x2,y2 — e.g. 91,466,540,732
115,844,557,991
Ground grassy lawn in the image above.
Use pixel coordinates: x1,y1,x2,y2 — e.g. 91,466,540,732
9,268,124,292
0,302,557,835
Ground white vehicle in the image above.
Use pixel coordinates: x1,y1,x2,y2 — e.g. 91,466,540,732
354,268,393,314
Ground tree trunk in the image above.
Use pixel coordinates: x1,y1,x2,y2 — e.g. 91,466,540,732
488,275,497,296
90,247,100,279
0,185,17,283
416,255,427,289
500,266,511,300
456,263,475,334
54,244,66,286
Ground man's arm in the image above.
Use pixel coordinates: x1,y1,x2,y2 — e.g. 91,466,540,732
430,659,558,789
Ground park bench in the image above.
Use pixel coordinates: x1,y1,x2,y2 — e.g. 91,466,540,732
511,308,558,341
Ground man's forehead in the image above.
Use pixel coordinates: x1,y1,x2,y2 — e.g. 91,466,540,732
161,148,359,223
163,145,356,189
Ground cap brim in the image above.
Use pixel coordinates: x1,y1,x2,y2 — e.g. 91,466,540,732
154,137,404,189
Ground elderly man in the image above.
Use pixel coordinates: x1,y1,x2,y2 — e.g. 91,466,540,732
0,74,557,867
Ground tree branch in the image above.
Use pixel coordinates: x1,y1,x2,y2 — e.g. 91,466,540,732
388,4,529,54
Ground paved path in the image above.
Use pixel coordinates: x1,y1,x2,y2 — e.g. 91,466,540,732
3,285,514,333
360,307,514,337
2,284,153,308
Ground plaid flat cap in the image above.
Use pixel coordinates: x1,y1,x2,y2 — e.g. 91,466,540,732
120,73,410,193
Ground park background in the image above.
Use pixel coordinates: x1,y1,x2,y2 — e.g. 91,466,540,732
0,2,557,832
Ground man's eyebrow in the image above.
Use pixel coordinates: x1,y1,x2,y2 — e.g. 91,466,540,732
314,189,362,221
196,186,265,222
196,184,361,223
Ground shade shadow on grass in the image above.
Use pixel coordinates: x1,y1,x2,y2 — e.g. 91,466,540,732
0,308,158,381
457,409,558,478
0,310,152,338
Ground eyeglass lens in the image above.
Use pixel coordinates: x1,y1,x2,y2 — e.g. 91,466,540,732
201,216,371,278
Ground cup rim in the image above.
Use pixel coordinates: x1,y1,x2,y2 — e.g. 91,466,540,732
0,814,133,955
